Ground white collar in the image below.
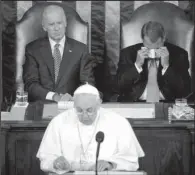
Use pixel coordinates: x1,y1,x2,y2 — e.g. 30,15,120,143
49,35,66,49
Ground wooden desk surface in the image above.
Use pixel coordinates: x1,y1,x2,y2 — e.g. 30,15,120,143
1,119,194,129
1,120,194,131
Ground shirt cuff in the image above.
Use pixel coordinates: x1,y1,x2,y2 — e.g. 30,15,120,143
46,92,56,100
162,65,169,75
52,169,69,175
134,63,143,73
104,157,138,171
113,159,138,171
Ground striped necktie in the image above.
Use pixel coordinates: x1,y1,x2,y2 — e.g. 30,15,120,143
53,43,61,83
146,60,160,102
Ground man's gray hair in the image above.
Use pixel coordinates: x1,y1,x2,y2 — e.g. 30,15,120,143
42,5,67,25
141,21,166,43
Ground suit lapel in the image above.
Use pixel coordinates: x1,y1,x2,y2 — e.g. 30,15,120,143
56,38,73,86
40,38,55,83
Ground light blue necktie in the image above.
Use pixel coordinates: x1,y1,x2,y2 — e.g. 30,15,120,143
146,60,160,102
53,43,61,83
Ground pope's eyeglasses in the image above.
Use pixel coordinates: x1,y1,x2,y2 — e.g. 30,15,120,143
75,107,96,115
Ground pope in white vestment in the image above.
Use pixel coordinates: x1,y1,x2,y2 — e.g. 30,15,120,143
36,83,145,174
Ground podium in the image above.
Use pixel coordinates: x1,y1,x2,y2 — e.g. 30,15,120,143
49,171,147,175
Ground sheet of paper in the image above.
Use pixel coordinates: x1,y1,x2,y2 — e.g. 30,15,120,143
58,101,74,110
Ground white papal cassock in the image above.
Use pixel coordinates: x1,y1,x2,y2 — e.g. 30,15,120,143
36,107,145,174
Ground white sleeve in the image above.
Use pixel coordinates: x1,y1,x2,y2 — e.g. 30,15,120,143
36,117,69,174
134,63,143,73
162,65,169,75
39,154,69,174
107,118,144,171
46,91,56,100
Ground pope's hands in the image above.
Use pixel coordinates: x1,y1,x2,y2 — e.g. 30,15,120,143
53,156,71,171
135,48,149,69
89,160,115,172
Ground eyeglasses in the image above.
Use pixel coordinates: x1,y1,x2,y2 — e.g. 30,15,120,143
75,107,96,115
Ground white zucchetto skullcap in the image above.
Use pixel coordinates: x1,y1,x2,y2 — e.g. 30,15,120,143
74,82,99,97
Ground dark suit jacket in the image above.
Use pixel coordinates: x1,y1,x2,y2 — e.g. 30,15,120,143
116,42,191,102
23,36,97,102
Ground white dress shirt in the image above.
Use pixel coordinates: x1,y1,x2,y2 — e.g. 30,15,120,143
36,107,145,174
46,36,66,100
135,60,169,100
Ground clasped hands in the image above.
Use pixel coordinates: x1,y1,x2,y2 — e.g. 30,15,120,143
135,47,169,70
53,156,115,172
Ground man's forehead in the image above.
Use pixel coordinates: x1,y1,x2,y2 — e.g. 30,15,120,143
43,6,65,19
143,36,163,48
45,5,63,12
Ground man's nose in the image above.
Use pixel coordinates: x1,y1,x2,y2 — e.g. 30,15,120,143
54,24,60,30
83,110,89,115
82,111,91,118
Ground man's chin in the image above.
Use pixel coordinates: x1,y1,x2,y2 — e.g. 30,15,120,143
51,35,64,42
80,120,94,125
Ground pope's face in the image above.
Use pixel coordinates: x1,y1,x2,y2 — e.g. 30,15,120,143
42,8,66,42
74,94,101,125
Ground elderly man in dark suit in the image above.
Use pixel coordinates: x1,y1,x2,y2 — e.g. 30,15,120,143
116,21,191,102
23,5,96,102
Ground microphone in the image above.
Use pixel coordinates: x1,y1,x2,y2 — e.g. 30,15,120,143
95,131,104,175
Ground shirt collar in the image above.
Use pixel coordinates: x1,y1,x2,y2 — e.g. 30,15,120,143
49,35,66,50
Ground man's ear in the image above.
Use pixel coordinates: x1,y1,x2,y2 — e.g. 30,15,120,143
162,33,167,43
43,27,46,32
42,22,46,32
98,98,102,105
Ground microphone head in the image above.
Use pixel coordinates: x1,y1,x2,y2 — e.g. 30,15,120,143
96,131,104,143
